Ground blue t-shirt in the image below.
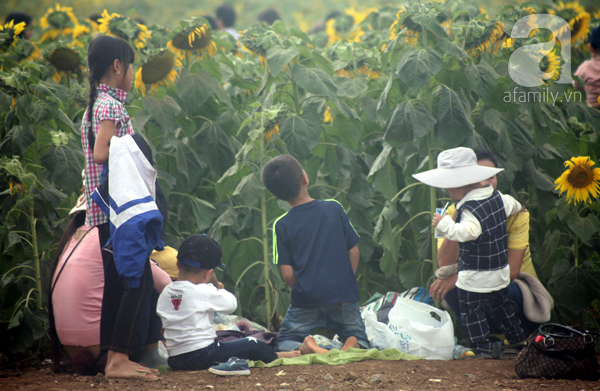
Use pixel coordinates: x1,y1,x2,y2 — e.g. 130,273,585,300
273,199,360,308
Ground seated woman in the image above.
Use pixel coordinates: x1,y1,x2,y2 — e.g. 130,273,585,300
429,149,551,339
48,194,173,375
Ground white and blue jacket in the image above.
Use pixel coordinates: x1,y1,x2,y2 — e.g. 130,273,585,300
92,134,163,288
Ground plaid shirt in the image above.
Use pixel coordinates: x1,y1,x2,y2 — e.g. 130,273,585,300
82,84,135,227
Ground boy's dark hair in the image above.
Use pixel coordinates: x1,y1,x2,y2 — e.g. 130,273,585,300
86,35,135,151
590,25,600,50
258,9,281,25
177,257,204,274
5,11,31,37
216,5,236,27
262,154,304,201
474,148,499,168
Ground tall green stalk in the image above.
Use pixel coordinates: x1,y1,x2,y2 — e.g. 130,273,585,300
259,136,272,329
29,204,42,309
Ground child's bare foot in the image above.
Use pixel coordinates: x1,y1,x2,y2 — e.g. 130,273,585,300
299,336,329,355
277,350,301,359
341,336,358,351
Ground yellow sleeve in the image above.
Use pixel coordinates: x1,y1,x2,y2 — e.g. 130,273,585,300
507,211,538,279
507,211,529,250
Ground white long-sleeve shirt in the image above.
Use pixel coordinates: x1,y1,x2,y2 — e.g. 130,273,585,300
157,281,237,356
435,186,522,293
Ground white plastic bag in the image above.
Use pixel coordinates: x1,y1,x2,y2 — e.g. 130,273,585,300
363,310,398,350
387,297,454,360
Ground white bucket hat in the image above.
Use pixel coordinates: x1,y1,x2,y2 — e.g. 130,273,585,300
412,147,503,189
69,194,86,216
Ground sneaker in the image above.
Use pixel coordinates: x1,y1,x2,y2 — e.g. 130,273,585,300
474,342,502,359
452,344,475,359
208,357,250,376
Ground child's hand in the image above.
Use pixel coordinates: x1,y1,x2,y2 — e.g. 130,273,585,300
216,282,224,290
432,212,444,227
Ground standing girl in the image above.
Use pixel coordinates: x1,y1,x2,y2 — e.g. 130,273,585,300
82,35,161,381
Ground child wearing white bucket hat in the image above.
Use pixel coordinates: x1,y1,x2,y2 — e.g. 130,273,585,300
413,147,526,358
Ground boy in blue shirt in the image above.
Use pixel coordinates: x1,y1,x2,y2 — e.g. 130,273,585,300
262,154,370,354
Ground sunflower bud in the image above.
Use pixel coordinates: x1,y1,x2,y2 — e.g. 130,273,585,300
48,47,80,71
141,50,176,84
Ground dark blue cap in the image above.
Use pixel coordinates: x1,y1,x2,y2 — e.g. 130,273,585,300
177,234,225,269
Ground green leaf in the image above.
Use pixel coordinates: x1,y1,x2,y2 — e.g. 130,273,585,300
396,48,443,91
368,143,393,178
433,86,474,145
384,100,437,144
40,142,84,194
368,144,398,200
551,260,600,314
467,61,499,101
291,63,338,101
336,75,367,98
186,195,216,232
143,95,182,130
397,259,433,289
567,213,599,244
290,28,313,45
311,52,334,75
221,235,263,282
57,109,77,134
279,103,322,160
373,157,398,200
411,13,448,38
271,20,288,35
266,46,300,77
0,125,35,155
232,173,264,208
177,69,218,107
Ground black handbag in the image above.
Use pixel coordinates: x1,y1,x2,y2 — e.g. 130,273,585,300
514,323,599,380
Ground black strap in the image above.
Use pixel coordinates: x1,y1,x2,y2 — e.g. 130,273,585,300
50,227,94,296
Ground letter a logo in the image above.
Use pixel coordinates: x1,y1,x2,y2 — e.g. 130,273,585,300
172,298,182,310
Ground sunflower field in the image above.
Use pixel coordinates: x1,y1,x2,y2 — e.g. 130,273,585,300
2,0,600,362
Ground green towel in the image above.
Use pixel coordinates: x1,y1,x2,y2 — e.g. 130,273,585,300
249,348,421,368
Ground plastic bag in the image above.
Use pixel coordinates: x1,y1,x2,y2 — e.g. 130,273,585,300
387,297,454,360
363,310,398,350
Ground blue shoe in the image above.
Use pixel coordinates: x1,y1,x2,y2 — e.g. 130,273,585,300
208,357,250,376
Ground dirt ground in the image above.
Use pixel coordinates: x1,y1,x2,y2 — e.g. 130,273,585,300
1,357,599,391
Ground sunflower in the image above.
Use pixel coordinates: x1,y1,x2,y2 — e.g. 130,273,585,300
71,24,90,47
98,10,151,50
538,48,562,82
325,8,375,45
263,106,287,141
40,4,79,42
264,124,280,141
554,156,600,204
464,20,505,57
548,1,591,46
168,20,216,59
0,20,26,51
134,50,182,96
389,8,419,46
390,7,449,47
46,44,86,83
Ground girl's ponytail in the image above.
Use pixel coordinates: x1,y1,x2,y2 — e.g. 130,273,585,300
86,79,97,151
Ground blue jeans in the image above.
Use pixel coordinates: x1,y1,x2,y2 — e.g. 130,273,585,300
276,302,370,352
445,281,539,336
168,338,278,370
